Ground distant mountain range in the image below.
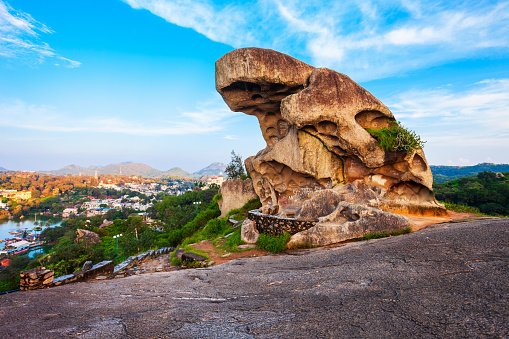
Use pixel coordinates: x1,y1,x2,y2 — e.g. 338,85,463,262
45,162,226,178
194,162,226,176
0,166,7,171
430,163,509,183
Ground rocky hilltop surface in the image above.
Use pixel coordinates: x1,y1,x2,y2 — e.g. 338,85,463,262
1,218,507,338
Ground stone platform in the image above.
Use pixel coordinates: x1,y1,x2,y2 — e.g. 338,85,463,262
0,218,507,338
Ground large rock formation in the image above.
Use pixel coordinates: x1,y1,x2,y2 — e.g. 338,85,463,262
217,178,258,217
216,48,445,218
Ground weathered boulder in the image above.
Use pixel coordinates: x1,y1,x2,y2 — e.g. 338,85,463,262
288,202,411,247
75,229,101,244
216,48,445,217
218,178,258,217
99,220,113,228
295,189,344,220
181,252,207,263
240,218,259,244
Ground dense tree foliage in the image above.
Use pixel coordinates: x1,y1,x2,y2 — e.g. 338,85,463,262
430,163,509,183
433,171,509,216
151,188,218,230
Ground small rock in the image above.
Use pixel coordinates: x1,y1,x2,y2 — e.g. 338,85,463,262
82,261,93,271
95,276,107,280
181,252,207,262
207,261,215,266
238,244,257,250
241,219,259,244
221,253,231,258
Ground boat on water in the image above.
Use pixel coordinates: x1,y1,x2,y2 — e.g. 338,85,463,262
29,240,45,248
0,240,31,256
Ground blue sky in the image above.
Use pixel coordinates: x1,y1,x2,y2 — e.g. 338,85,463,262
0,0,508,172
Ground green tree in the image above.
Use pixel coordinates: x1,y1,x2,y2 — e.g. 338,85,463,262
225,150,246,179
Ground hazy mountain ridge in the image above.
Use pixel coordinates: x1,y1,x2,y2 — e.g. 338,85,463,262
0,166,7,171
193,162,226,176
46,162,218,178
165,167,197,178
431,163,509,183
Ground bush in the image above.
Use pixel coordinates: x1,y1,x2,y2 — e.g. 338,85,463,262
164,203,221,247
225,227,244,251
256,233,291,253
366,121,425,154
441,201,481,215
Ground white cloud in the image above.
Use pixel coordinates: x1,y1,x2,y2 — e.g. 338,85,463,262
0,98,234,136
122,0,251,47
122,0,509,80
386,78,509,149
0,0,80,67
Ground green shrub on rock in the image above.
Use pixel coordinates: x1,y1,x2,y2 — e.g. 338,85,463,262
256,233,291,253
366,121,425,154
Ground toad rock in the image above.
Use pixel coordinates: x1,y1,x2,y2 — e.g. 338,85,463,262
216,48,445,217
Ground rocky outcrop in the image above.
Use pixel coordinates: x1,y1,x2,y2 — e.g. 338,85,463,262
216,48,445,217
75,229,101,244
288,202,411,247
218,178,258,217
99,220,113,228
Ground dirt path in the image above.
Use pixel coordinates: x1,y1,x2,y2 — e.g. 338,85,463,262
189,238,268,265
404,210,484,231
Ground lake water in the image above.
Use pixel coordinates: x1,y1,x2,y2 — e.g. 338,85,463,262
0,217,62,258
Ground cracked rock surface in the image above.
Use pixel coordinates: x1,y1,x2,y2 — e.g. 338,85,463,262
1,218,507,338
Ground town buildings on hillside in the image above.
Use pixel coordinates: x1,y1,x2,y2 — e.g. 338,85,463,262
0,190,32,201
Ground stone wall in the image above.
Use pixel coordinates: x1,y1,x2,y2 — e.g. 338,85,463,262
53,260,114,286
20,267,54,291
218,178,258,217
248,209,316,236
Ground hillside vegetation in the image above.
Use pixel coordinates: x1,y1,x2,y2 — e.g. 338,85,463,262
430,163,509,183
433,171,509,216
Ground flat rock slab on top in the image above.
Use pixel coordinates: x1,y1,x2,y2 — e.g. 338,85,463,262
181,252,207,262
